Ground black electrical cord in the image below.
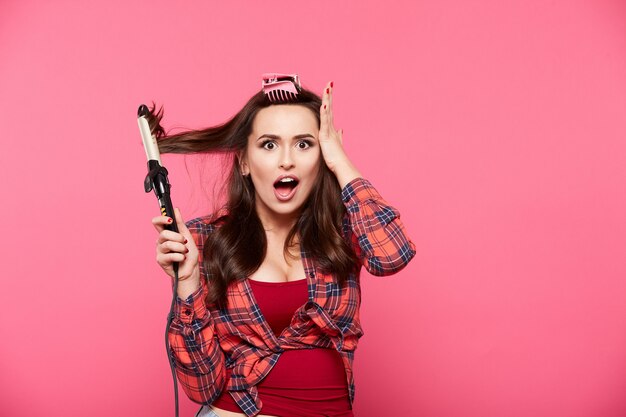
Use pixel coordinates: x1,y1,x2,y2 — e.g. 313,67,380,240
165,262,180,417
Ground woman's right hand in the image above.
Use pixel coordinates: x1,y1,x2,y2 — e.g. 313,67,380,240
152,207,201,298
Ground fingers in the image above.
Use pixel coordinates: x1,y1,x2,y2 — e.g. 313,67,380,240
152,207,191,247
155,220,190,268
174,207,189,233
151,207,200,282
152,207,188,232
157,239,188,255
320,81,335,135
152,214,173,233
321,81,345,146
155,229,188,264
156,250,186,267
320,87,328,133
323,80,333,105
156,229,186,245
323,81,333,126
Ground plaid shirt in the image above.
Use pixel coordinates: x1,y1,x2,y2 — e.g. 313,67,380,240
168,177,416,416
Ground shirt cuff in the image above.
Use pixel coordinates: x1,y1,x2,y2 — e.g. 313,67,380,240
174,279,207,325
341,177,383,206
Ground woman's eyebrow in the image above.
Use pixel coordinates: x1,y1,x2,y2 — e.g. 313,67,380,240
257,133,316,141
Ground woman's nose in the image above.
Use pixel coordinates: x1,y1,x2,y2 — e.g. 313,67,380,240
279,149,295,169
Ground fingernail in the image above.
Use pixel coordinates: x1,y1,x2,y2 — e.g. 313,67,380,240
324,104,326,109
184,238,188,244
326,88,329,93
168,218,173,223
185,248,189,253
330,81,334,88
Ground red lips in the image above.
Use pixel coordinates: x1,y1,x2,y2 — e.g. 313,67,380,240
273,175,300,201
273,174,300,186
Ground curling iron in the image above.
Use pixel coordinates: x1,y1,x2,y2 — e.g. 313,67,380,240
137,104,181,417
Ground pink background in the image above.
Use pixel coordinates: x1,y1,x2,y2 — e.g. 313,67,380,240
1,1,626,416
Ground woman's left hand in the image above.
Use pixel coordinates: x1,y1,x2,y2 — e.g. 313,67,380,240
319,81,361,187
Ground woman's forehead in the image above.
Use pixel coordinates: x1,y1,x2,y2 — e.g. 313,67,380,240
252,104,317,132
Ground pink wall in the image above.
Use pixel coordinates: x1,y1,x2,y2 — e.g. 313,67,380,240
2,1,626,416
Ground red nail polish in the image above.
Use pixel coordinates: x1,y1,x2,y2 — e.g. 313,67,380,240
326,88,329,93
324,104,326,109
184,238,188,244
168,218,172,223
330,81,334,88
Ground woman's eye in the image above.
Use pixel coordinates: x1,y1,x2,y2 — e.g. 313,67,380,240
298,140,313,149
261,140,275,150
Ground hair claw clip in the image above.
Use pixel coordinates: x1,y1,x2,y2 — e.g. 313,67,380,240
262,73,301,103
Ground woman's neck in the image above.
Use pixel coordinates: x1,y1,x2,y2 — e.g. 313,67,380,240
260,216,297,235
255,206,301,235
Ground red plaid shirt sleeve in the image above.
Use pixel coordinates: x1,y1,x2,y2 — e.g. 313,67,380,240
167,220,227,405
341,177,416,276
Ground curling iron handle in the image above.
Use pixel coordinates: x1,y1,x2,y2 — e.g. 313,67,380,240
160,196,179,234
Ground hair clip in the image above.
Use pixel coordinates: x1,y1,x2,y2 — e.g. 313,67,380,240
262,73,301,103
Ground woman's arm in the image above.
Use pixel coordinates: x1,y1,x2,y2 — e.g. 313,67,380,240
317,81,416,275
166,219,227,405
341,176,417,276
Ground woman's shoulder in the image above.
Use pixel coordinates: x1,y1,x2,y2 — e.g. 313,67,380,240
185,206,230,233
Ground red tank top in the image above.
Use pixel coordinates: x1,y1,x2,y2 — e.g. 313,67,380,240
211,278,354,417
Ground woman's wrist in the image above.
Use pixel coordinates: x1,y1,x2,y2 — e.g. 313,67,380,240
334,158,362,189
177,266,201,300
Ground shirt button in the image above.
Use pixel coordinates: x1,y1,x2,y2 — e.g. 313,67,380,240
184,309,192,316
309,272,314,277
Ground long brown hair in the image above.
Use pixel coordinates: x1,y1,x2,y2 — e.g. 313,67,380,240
146,87,359,309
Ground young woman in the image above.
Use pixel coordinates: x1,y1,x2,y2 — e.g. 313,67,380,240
150,77,416,417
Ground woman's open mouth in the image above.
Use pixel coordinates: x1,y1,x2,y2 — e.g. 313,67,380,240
273,176,299,201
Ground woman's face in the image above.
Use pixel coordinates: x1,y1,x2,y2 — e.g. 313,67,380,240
240,104,321,228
